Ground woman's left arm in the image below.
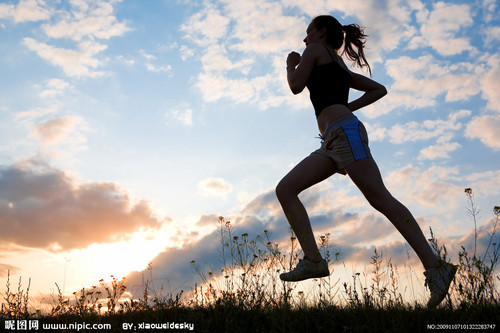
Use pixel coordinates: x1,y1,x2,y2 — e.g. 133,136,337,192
347,72,387,111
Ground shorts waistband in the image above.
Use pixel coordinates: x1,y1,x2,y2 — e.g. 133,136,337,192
323,115,359,134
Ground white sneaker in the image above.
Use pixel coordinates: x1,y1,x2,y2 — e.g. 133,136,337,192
280,258,329,282
424,262,457,308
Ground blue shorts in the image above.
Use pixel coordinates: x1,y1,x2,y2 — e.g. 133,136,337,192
311,115,371,174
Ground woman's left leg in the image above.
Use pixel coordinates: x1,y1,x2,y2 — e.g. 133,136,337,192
276,154,338,262
345,157,439,270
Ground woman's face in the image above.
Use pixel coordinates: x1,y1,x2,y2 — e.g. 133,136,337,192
303,23,324,46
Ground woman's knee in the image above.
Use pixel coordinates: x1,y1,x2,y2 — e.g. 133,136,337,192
366,196,387,212
366,192,401,215
275,180,288,200
275,178,298,201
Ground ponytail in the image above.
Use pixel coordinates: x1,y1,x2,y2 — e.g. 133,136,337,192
311,16,372,76
342,24,371,76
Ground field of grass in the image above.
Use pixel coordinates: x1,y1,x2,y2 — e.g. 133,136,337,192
1,189,499,332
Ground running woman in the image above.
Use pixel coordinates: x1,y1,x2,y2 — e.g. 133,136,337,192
276,15,456,308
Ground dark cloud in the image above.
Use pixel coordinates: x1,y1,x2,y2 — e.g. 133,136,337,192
336,241,418,271
125,213,282,298
126,228,223,296
242,190,279,215
446,216,500,261
332,213,397,245
123,187,404,297
0,160,166,251
311,210,359,232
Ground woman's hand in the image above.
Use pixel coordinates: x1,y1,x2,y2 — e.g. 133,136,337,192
286,46,318,94
287,51,301,69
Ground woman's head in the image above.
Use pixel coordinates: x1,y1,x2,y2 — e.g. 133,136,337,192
310,15,372,75
310,15,344,49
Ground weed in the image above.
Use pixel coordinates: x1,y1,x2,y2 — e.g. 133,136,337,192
1,271,31,319
452,189,500,307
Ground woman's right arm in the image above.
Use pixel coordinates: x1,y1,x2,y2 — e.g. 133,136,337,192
347,72,387,112
287,44,321,94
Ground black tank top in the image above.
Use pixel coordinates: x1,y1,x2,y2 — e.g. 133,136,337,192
306,47,352,117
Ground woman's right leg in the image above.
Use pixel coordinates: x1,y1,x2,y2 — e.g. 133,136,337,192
344,157,439,270
276,155,338,262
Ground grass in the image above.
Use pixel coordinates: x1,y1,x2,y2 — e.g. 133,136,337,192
1,189,499,332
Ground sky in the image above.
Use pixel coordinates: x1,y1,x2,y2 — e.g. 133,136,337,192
1,0,499,308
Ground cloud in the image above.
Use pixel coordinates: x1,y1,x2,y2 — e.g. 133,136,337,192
0,160,165,251
198,178,233,197
179,0,487,114
145,63,172,74
195,214,222,227
177,0,496,118
39,78,70,98
123,206,281,298
286,0,418,62
459,216,500,253
409,1,475,56
370,108,470,160
165,107,193,126
139,49,173,74
243,190,281,216
484,26,500,45
20,0,130,77
239,184,401,250
465,115,500,150
434,215,500,273
140,49,156,60
221,0,305,54
381,109,471,144
386,164,463,212
464,170,500,198
126,228,223,296
180,2,231,46
23,38,108,77
0,263,19,277
0,0,52,23
481,0,497,23
196,71,277,105
15,107,58,124
481,56,500,112
180,0,304,109
31,116,86,147
418,141,461,160
179,45,194,60
124,213,277,298
41,0,130,42
13,105,89,157
371,55,482,117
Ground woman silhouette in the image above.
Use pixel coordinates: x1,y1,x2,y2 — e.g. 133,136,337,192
276,15,456,308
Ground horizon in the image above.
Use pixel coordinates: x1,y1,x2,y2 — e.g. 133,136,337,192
1,0,499,307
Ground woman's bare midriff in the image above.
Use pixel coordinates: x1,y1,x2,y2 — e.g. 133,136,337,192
317,104,353,134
